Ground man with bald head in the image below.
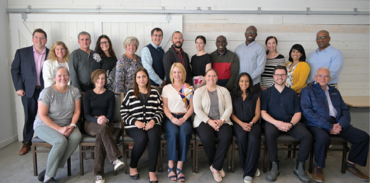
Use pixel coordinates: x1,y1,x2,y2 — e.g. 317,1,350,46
235,25,266,93
301,67,369,182
210,35,239,91
307,30,344,86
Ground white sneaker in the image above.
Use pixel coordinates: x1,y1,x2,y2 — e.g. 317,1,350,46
244,176,253,183
95,175,105,183
255,168,260,177
113,159,125,171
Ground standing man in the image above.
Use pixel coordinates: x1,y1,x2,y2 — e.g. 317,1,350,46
69,31,100,93
301,67,369,182
141,27,166,92
163,31,192,85
235,25,266,93
11,28,49,155
210,35,239,91
307,30,344,86
261,66,312,183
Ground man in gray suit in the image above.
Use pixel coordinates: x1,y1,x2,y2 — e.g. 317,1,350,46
11,28,49,155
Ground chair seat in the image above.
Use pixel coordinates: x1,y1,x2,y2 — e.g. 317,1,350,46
330,136,347,142
276,134,298,142
32,136,47,144
81,128,122,143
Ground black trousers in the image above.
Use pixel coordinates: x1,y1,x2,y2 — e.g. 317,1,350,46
126,125,161,172
265,122,312,163
21,88,41,144
307,125,369,168
195,123,232,171
233,122,261,177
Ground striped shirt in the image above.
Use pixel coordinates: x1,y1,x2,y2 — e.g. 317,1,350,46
261,54,285,89
120,88,163,129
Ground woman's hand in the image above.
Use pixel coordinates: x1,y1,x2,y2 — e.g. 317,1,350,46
214,119,224,128
57,126,74,137
97,116,108,125
145,120,155,131
207,119,219,131
171,117,182,126
135,121,146,129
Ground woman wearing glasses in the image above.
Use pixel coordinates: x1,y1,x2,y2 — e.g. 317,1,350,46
285,44,310,94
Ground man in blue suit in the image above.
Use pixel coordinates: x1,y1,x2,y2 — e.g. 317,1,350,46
11,29,49,155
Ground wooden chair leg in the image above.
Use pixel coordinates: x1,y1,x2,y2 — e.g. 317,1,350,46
67,157,71,176
263,141,268,173
192,141,196,173
195,142,199,173
32,145,38,176
293,144,297,158
309,148,314,173
123,144,129,174
341,142,348,174
79,145,84,176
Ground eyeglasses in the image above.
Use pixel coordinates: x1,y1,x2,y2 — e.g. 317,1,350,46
316,74,330,78
152,34,163,37
245,31,257,35
273,74,287,77
100,41,108,45
316,36,328,40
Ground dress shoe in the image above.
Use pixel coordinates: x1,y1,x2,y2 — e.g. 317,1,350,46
148,174,158,183
266,161,280,182
346,163,369,182
44,177,58,183
38,169,46,181
19,143,31,155
293,160,311,183
130,173,140,180
312,166,324,183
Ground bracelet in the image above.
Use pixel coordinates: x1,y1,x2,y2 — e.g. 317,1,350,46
70,124,77,127
170,116,174,120
249,121,254,124
290,122,294,127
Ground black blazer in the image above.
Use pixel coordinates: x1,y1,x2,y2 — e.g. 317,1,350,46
11,46,49,98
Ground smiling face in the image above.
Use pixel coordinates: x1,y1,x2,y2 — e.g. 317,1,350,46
314,68,331,87
195,38,206,52
316,31,331,50
266,38,277,53
54,68,69,86
95,73,106,88
136,71,148,88
78,34,91,50
55,45,66,59
32,32,47,50
126,42,137,56
216,36,227,53
239,75,250,92
172,66,183,83
291,49,302,62
273,69,287,86
99,38,110,52
245,26,257,44
171,32,184,49
151,30,163,47
205,70,218,86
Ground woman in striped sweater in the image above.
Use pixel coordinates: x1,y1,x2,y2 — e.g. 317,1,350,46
120,67,163,183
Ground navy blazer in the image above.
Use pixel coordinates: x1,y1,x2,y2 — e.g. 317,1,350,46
11,46,49,98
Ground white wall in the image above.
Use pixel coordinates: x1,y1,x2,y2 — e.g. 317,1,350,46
0,0,17,149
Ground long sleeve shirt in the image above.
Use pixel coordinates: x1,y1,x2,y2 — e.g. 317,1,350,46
141,42,164,86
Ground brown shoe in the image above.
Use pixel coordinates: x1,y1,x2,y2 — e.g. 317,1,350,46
312,166,324,183
346,164,369,182
19,143,31,155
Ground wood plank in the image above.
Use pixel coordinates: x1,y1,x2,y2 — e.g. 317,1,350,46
68,22,78,50
342,96,370,107
59,22,70,48
110,22,120,58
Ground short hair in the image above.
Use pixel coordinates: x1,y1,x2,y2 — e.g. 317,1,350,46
265,36,278,54
123,36,140,49
52,65,69,79
316,67,331,76
205,68,218,76
90,69,107,85
195,35,206,44
171,31,182,39
273,65,287,75
288,44,306,62
33,28,47,39
169,63,187,83
151,27,163,35
78,31,91,40
94,35,117,60
133,67,151,99
47,41,70,62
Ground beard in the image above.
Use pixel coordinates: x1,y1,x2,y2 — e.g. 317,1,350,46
173,42,183,49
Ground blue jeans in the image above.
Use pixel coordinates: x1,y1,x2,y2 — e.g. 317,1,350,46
163,114,192,162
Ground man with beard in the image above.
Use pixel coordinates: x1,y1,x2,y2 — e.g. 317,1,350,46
261,65,312,183
210,35,239,91
235,25,266,93
163,31,192,84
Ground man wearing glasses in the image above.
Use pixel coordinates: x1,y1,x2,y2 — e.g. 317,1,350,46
300,67,369,182
141,27,166,93
307,30,344,87
261,65,312,183
235,25,266,93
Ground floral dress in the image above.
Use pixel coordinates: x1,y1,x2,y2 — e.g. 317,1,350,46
285,62,298,88
115,54,142,94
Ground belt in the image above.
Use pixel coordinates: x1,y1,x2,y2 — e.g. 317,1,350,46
172,113,186,115
35,86,41,89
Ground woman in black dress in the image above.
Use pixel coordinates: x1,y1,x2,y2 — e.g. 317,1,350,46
191,35,212,89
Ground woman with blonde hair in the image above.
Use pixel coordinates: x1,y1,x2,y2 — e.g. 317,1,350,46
43,41,70,88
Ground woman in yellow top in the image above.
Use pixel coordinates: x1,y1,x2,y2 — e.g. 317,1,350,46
285,44,310,94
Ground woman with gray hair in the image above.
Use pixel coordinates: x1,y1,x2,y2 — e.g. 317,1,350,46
115,36,142,94
34,65,82,183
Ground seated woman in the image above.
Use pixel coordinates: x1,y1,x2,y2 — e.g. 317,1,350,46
43,41,70,88
83,69,125,183
34,65,82,183
121,67,163,183
285,44,310,94
231,73,261,183
193,68,233,183
162,63,194,182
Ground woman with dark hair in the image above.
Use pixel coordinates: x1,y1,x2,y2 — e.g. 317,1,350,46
121,67,163,183
93,35,118,91
231,72,261,183
191,35,212,89
193,68,233,182
83,69,124,183
285,44,310,94
261,36,285,91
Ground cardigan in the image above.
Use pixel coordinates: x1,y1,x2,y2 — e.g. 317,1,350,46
193,85,233,128
285,61,310,94
120,88,163,129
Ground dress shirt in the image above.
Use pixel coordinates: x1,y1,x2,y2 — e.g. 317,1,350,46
141,42,163,85
325,85,338,117
33,46,46,86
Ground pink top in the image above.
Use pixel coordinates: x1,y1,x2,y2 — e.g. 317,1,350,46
33,46,46,86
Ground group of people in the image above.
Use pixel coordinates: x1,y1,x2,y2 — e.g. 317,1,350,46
10,25,368,183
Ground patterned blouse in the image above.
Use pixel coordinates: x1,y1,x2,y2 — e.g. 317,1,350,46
115,54,142,94
285,62,298,88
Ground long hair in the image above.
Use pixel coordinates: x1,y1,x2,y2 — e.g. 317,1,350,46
47,41,70,62
133,67,151,99
265,36,278,54
233,72,254,100
288,44,306,62
94,35,117,60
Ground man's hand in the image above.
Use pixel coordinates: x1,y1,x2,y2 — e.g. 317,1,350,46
330,123,342,134
16,89,25,96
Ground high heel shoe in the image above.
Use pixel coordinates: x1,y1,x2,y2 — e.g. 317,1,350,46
148,174,158,183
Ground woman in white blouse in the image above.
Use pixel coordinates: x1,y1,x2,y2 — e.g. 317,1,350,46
43,41,70,87
193,68,233,183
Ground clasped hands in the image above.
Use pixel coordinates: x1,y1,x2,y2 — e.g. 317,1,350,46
330,123,342,135
240,122,253,132
207,119,224,131
171,117,186,126
135,120,155,131
58,125,74,137
97,115,109,125
276,121,293,132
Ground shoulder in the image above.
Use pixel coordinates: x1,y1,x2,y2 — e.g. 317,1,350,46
69,86,81,96
210,51,217,56
217,85,229,94
150,88,161,96
235,43,245,51
276,54,285,58
18,46,32,53
298,62,310,68
105,90,115,97
41,86,54,96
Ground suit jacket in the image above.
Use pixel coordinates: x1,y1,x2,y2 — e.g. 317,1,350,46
163,46,193,85
11,46,49,98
